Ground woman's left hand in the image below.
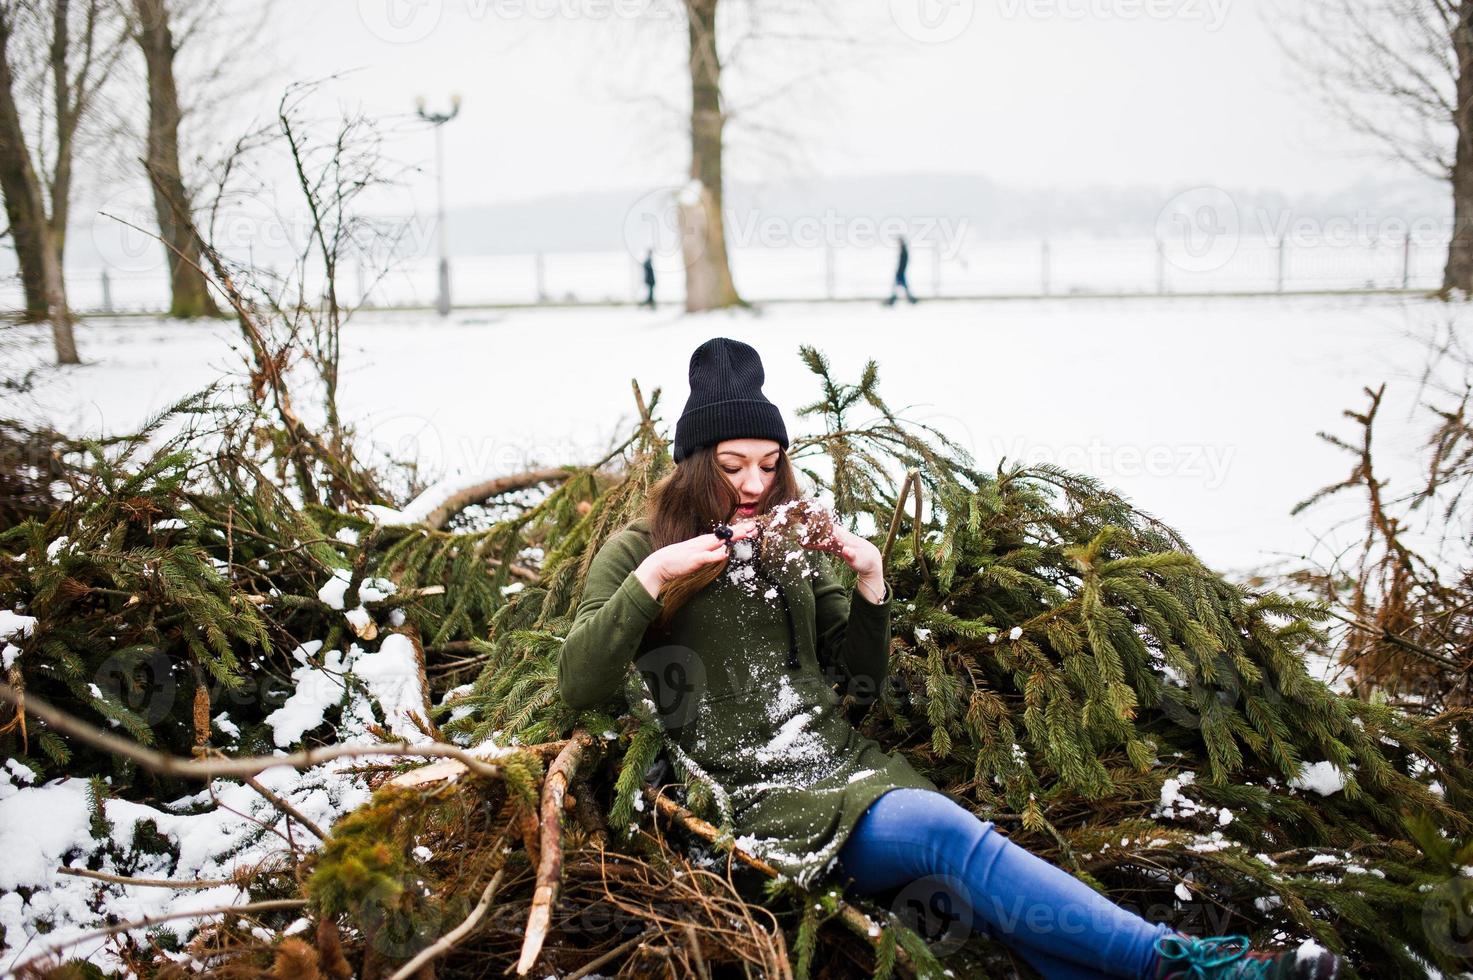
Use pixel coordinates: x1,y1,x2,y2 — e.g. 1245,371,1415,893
807,521,883,581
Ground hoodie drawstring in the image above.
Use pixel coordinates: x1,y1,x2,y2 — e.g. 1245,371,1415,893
721,522,801,670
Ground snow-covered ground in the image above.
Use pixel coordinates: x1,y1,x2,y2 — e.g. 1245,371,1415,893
4,292,1462,580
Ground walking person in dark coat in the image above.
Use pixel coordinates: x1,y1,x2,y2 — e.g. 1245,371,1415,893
555,337,1344,980
886,235,917,306
640,249,656,309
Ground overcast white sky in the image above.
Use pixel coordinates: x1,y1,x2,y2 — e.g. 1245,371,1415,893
245,0,1416,213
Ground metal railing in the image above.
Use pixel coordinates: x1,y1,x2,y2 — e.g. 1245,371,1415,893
1,235,1449,316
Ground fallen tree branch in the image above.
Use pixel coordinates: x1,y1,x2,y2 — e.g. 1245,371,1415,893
136,158,387,507
570,773,609,848
516,728,593,975
245,773,328,841
359,468,574,531
1324,607,1465,672
880,468,931,590
10,898,307,974
0,683,525,782
642,785,777,877
382,738,564,789
55,867,236,889
420,469,571,530
487,556,542,583
682,920,713,980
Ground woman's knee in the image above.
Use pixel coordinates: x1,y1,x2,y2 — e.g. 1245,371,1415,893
846,789,998,882
869,788,995,849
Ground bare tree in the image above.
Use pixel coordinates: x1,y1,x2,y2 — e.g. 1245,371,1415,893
0,0,87,363
610,2,861,313
47,0,126,269
1273,1,1473,298
126,0,219,318
680,0,742,312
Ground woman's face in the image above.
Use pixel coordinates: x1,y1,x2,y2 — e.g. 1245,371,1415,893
715,438,780,519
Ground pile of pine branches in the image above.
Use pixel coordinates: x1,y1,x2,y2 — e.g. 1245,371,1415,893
4,348,1472,979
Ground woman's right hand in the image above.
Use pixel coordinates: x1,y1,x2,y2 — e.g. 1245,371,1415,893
634,520,759,599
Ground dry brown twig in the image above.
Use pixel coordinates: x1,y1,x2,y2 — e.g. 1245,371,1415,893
244,773,327,841
10,899,307,975
54,867,235,889
0,683,542,782
640,784,913,978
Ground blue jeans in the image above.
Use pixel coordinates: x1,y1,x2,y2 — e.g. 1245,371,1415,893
833,788,1171,979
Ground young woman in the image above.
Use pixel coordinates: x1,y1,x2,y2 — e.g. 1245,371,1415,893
556,337,1343,980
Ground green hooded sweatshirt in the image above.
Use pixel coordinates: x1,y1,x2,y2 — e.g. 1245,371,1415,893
556,515,940,888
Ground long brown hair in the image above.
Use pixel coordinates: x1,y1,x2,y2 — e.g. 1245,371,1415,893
641,441,801,628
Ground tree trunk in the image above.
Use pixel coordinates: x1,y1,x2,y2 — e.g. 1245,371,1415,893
49,0,73,270
1445,7,1473,297
680,0,742,313
133,0,219,319
0,7,78,363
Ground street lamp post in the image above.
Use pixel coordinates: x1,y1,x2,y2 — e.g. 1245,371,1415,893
416,94,461,317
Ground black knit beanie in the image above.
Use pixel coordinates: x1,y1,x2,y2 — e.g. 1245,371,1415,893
672,337,789,464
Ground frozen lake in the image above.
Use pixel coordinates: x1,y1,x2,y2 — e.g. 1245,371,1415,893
5,292,1462,579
